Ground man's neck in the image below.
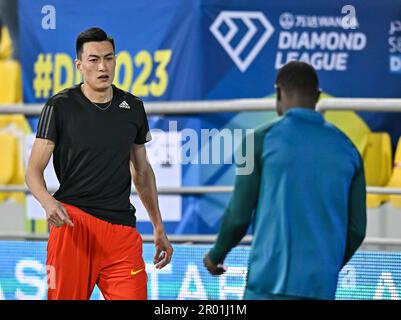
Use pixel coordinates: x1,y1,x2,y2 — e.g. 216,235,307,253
81,83,112,103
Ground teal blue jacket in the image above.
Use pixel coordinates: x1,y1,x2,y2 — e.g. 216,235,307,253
208,108,367,300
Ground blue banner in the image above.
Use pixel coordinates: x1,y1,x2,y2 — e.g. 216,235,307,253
0,241,400,300
20,0,401,101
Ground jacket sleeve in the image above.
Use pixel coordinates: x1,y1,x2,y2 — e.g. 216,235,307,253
208,130,264,264
342,155,367,267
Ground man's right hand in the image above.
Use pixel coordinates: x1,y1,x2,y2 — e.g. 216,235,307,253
42,198,74,227
203,253,227,276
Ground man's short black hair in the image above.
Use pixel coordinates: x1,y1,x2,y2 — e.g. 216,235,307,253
76,27,115,59
275,61,319,96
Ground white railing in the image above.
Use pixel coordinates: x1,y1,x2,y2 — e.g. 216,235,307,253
2,97,401,115
0,185,401,195
0,232,400,249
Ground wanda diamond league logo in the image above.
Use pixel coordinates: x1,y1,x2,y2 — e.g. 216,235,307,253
210,11,275,72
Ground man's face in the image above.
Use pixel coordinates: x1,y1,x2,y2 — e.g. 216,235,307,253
76,41,116,91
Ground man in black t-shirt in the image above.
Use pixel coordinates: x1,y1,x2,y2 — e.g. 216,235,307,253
26,27,173,300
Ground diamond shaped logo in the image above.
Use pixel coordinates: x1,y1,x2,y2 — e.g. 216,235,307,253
210,11,275,72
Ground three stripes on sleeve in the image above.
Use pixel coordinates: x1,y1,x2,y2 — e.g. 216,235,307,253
37,103,56,141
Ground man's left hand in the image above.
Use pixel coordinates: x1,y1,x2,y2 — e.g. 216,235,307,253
153,230,173,269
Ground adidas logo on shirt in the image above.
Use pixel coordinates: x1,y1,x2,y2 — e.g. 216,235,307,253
118,100,130,109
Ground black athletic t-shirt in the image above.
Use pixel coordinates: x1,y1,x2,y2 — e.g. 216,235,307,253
36,84,152,227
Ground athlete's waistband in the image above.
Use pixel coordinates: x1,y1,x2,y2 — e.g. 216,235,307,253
59,201,137,229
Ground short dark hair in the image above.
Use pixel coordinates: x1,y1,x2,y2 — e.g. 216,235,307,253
76,27,115,59
275,61,319,96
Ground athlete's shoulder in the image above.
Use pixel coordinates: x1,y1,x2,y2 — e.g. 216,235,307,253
47,85,79,106
254,116,283,138
324,120,356,146
324,120,362,163
113,85,143,107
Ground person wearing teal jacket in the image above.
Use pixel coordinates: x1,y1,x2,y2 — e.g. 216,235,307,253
204,61,367,300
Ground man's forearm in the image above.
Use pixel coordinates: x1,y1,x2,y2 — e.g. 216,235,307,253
25,168,54,207
208,207,250,264
133,165,164,231
343,160,367,267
